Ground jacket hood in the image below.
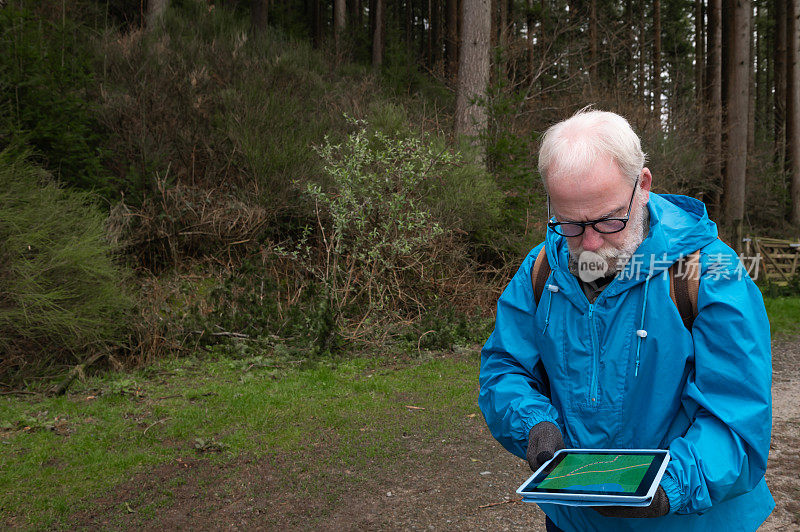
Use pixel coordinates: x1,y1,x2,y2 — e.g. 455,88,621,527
544,192,719,297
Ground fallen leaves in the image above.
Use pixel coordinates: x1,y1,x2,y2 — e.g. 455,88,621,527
194,437,228,453
2,412,73,436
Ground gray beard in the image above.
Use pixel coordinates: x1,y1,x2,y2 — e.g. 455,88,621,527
567,206,650,278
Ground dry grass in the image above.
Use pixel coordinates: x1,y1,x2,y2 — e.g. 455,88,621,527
107,176,269,272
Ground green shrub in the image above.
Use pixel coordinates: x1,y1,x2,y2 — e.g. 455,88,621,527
189,259,330,344
272,116,501,340
310,117,448,264
479,78,548,260
366,102,504,238
403,302,494,352
0,151,132,378
98,4,344,216
223,42,333,215
301,116,450,318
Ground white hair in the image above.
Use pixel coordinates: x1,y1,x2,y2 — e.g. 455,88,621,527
537,108,646,190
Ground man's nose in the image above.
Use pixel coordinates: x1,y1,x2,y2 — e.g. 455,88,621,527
579,226,605,251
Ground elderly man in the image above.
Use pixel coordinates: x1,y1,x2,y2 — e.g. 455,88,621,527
478,109,773,531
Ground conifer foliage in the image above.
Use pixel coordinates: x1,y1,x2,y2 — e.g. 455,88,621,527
0,151,132,378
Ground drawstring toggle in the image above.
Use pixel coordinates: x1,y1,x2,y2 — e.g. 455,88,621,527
542,284,558,333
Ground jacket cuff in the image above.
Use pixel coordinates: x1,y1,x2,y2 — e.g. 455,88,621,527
660,472,683,514
522,416,560,440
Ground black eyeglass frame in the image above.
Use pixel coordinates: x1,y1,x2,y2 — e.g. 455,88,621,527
546,176,640,237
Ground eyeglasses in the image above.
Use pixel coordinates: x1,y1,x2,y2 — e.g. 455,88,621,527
547,177,639,237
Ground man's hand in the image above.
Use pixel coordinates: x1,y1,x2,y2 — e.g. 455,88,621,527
526,421,565,471
593,485,670,518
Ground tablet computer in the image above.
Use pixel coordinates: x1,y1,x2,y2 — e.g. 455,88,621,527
516,449,670,504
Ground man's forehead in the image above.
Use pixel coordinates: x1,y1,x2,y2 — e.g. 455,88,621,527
549,173,624,197
548,165,632,220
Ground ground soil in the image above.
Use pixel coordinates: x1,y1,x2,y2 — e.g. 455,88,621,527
67,338,800,531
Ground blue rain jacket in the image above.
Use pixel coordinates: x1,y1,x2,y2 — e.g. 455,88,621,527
479,193,774,531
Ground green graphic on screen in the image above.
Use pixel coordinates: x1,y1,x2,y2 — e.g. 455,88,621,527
537,454,651,493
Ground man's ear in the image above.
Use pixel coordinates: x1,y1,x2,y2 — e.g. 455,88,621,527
640,168,653,192
640,168,652,202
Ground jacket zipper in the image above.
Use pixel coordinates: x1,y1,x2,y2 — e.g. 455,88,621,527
588,303,599,403
561,264,607,405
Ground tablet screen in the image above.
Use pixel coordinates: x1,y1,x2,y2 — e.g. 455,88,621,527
519,450,668,497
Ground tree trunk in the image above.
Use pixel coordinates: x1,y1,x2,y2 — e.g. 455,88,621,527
668,59,678,132
405,0,413,52
748,4,755,157
788,0,800,223
776,0,788,166
695,0,704,104
369,0,376,49
527,0,536,81
722,0,750,248
446,0,460,80
540,0,549,86
704,0,723,211
498,0,507,47
334,0,346,54
432,0,442,67
146,0,168,30
251,0,269,33
755,4,765,127
638,0,646,102
497,0,507,77
758,1,771,134
747,3,756,197
311,0,323,48
788,0,797,176
490,0,497,51
510,0,516,35
418,0,427,61
457,0,463,73
455,0,491,162
426,0,433,66
590,0,598,83
372,0,384,68
653,0,662,115
625,0,634,91
347,0,359,35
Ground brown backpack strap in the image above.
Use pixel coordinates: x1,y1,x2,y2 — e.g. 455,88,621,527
529,245,553,398
669,250,701,331
531,245,701,329
531,245,551,306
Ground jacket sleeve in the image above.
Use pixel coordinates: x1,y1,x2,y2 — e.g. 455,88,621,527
661,246,772,515
478,244,562,459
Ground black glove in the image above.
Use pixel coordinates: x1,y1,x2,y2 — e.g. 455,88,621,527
526,421,565,472
593,485,670,518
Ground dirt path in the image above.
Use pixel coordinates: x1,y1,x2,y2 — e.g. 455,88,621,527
762,338,800,532
70,338,800,531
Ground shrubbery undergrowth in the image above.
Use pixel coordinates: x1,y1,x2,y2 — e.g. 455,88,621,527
0,0,510,383
0,151,131,379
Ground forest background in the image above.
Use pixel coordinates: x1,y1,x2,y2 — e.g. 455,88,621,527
1,0,798,386
4,0,800,528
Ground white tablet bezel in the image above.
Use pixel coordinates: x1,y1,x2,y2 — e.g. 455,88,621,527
515,448,671,504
